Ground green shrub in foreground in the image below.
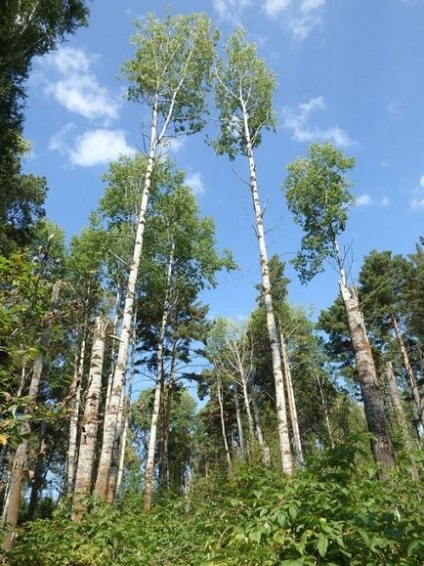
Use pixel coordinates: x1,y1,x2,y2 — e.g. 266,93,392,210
7,439,424,565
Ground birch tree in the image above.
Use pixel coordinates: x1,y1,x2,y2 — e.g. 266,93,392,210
93,12,218,501
212,29,293,474
137,180,233,510
73,316,109,516
284,142,395,472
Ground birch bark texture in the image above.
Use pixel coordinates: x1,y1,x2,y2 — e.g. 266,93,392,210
94,12,218,500
212,29,293,475
284,142,395,471
73,316,108,513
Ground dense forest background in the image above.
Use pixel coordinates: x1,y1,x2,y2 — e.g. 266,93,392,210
1,2,424,564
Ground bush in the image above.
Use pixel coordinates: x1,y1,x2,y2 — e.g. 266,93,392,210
7,438,424,565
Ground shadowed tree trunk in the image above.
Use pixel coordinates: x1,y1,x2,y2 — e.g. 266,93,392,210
217,376,232,473
339,265,395,472
385,361,419,480
3,281,61,551
391,314,424,428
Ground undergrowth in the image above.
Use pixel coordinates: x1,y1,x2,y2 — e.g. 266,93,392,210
6,438,424,565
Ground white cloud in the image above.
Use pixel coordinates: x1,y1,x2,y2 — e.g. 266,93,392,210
355,193,390,207
286,0,326,40
212,0,252,22
42,47,120,122
50,126,136,167
212,0,325,38
185,172,206,196
264,0,292,18
264,0,326,39
282,96,356,147
410,173,424,210
356,194,372,206
162,137,186,153
411,198,424,210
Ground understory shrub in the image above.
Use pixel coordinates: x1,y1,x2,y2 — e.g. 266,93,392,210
7,438,424,565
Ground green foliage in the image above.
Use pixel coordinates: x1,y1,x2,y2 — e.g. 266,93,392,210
284,142,355,282
0,0,90,253
9,440,424,565
122,11,218,136
212,28,277,159
403,239,424,344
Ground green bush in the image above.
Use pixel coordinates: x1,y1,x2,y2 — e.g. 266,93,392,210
7,439,424,565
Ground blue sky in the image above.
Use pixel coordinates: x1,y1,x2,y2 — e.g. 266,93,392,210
23,0,424,324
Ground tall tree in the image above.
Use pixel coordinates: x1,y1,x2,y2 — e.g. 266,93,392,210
0,0,89,253
72,316,109,516
212,28,293,474
93,13,218,501
136,178,233,510
284,142,395,472
358,250,424,428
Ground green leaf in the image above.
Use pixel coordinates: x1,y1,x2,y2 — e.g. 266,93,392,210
317,534,328,558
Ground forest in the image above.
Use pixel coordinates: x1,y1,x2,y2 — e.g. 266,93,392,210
1,2,424,564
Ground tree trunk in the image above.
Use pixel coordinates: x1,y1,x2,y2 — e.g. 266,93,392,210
158,348,177,490
94,101,159,501
66,330,87,496
3,281,61,551
391,313,424,427
316,375,334,449
241,102,293,474
115,320,137,498
239,370,255,443
233,384,246,460
144,245,174,511
27,424,47,520
250,389,271,467
73,317,108,515
340,281,395,471
331,234,395,472
106,388,125,503
385,361,419,480
280,329,304,466
217,376,232,473
143,368,163,511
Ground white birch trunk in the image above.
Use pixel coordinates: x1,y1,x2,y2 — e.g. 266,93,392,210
94,101,159,501
143,371,163,511
239,368,255,442
332,234,395,471
217,377,232,473
67,331,87,496
250,389,271,467
144,245,174,511
280,329,304,466
316,375,335,449
241,102,293,474
73,317,108,514
106,386,125,503
115,319,137,498
233,384,246,459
